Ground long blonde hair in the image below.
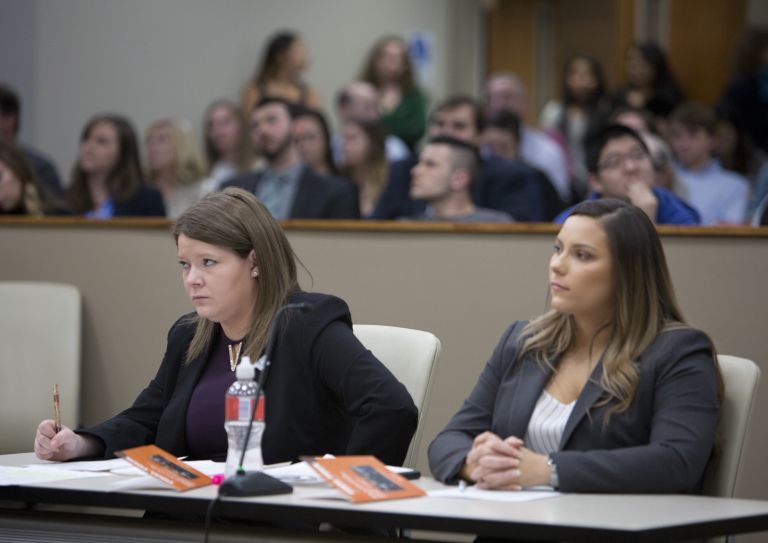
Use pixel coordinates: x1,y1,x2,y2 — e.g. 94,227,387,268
172,188,299,363
520,199,691,417
145,118,207,187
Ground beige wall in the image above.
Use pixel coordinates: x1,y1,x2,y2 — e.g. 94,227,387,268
1,0,482,180
1,221,767,509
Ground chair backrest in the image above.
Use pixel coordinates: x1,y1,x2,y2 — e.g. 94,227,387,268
0,281,81,454
352,324,441,468
702,355,761,498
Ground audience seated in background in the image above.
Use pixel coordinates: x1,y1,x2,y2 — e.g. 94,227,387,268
372,96,554,221
0,141,66,216
429,198,720,494
68,114,165,218
0,84,65,198
199,99,255,196
539,53,609,200
34,187,417,466
292,108,338,177
339,118,389,218
482,110,566,219
222,97,359,220
640,131,689,201
359,36,428,151
333,81,410,164
485,72,570,202
718,27,768,155
555,124,699,225
405,136,512,223
145,118,207,219
609,41,685,134
241,31,322,115
668,103,749,225
609,105,655,136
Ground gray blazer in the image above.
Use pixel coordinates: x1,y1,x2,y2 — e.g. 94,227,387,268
428,321,720,493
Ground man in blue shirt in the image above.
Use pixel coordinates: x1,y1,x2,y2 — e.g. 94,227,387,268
555,124,700,225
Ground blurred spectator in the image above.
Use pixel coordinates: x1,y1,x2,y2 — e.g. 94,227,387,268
360,36,427,151
539,53,609,199
640,131,689,201
668,103,749,225
610,105,655,135
718,27,768,154
0,83,65,198
485,72,570,202
373,95,553,221
609,41,684,133
222,97,358,219
199,99,255,196
293,108,338,177
0,141,66,216
713,106,766,182
241,31,321,115
69,114,165,218
555,124,699,225
333,81,410,163
406,136,512,222
482,110,565,217
145,118,207,218
339,118,388,217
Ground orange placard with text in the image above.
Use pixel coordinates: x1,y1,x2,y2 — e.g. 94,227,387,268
305,455,425,503
116,444,212,491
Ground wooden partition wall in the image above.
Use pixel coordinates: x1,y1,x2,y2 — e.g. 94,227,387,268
1,219,767,513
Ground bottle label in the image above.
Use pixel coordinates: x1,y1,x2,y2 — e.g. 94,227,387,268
225,394,265,422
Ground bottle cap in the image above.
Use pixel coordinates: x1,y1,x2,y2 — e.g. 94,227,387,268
236,356,256,380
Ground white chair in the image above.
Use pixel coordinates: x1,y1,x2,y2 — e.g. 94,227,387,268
0,282,81,454
703,355,761,543
353,324,441,468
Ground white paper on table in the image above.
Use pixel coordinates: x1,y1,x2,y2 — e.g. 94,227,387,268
108,475,173,491
429,486,561,502
0,465,111,486
263,461,415,486
25,458,130,472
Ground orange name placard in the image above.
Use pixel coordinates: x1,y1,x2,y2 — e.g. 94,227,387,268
305,455,425,503
116,444,211,491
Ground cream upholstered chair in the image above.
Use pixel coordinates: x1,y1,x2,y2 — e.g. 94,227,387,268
702,355,761,543
353,324,441,468
0,282,81,454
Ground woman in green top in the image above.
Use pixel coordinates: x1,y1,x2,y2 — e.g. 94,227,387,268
360,36,427,151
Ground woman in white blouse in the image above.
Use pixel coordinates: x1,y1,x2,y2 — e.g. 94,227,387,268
428,199,721,494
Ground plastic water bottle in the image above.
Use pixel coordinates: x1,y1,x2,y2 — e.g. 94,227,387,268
224,356,265,477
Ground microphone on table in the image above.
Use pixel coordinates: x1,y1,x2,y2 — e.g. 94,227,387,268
219,302,311,497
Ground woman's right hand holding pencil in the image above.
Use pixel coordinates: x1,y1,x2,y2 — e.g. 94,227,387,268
34,420,102,461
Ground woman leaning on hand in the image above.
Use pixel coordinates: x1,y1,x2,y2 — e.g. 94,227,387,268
429,198,721,494
35,187,417,466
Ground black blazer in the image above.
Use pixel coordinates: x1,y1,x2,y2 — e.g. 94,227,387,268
222,166,360,219
81,292,417,466
113,186,166,217
428,321,720,493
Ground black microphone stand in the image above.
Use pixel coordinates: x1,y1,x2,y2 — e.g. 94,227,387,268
218,303,308,497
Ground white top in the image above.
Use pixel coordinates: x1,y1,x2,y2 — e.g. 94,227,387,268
520,127,570,202
524,390,576,455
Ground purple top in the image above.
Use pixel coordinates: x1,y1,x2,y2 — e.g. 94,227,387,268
185,331,238,460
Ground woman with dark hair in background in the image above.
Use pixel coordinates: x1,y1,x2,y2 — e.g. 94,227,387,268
430,199,720,497
68,114,165,218
611,41,685,133
293,108,338,177
340,118,388,217
0,141,65,216
241,31,321,115
359,35,427,151
539,53,608,199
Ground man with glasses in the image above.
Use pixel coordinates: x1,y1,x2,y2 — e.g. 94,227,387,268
554,124,700,225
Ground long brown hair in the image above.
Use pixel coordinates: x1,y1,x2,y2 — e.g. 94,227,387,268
203,99,253,174
519,199,702,417
0,141,48,215
172,187,300,363
359,36,416,91
340,118,388,198
69,114,144,213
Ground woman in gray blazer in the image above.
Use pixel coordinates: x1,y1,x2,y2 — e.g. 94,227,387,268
429,198,721,493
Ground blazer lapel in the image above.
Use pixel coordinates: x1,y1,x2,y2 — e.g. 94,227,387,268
559,360,606,448
500,355,552,438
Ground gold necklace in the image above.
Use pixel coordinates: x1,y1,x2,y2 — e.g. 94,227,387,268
228,342,243,372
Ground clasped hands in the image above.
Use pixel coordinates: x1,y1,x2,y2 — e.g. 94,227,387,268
460,432,550,490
